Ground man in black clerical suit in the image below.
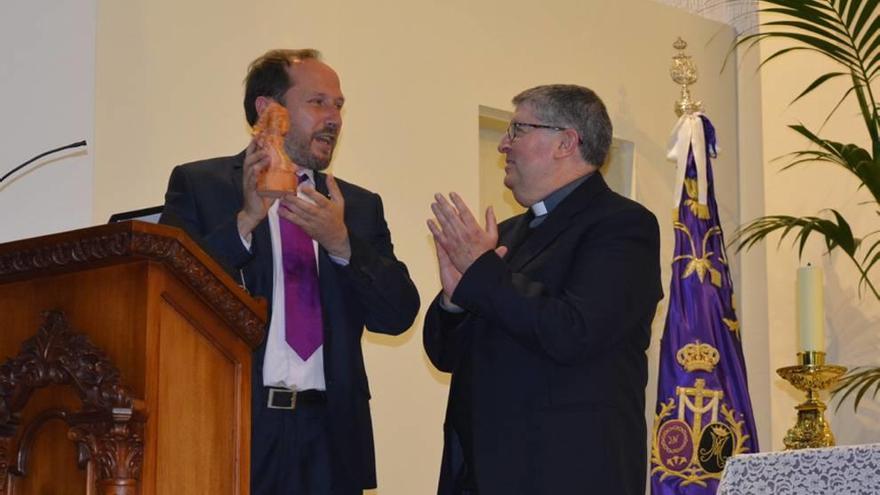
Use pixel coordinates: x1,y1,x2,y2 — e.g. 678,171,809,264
425,85,662,495
161,49,419,495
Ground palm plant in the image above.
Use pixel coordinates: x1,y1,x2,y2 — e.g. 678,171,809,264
727,0,880,410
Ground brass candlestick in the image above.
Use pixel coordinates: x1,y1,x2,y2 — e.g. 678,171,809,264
776,351,846,449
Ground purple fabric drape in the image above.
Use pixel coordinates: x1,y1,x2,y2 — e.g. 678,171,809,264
651,115,759,495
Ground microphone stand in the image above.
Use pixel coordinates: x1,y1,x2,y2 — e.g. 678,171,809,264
0,140,88,184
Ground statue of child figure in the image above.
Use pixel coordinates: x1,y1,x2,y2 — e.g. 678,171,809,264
253,101,297,197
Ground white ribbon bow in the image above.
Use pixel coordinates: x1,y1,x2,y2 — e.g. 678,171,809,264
667,112,708,208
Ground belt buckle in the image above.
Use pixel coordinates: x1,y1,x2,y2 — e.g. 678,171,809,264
267,388,297,410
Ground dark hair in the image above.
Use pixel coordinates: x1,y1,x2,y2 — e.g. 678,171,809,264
243,49,322,126
512,84,612,166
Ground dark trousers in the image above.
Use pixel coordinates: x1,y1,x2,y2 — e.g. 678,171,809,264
251,387,360,495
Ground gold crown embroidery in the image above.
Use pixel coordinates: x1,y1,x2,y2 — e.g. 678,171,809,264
676,341,720,373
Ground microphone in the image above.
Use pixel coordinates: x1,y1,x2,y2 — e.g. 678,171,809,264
1,140,88,184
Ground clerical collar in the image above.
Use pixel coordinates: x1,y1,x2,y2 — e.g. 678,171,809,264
529,173,593,218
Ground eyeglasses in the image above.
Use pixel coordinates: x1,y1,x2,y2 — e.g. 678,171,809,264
506,121,581,143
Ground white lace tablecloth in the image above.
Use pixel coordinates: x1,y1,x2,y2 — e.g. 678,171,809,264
717,444,880,495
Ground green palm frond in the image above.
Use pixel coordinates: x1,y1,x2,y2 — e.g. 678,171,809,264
783,124,880,202
733,212,858,257
727,0,880,410
832,366,880,411
733,0,880,125
792,72,847,104
734,210,880,298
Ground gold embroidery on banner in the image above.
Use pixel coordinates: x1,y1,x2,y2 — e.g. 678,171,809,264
719,403,750,457
717,242,730,266
677,379,723,435
723,318,741,339
672,222,722,287
676,341,720,373
699,424,730,465
651,379,750,487
683,178,710,220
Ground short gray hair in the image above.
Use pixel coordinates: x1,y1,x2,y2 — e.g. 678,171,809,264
512,84,612,166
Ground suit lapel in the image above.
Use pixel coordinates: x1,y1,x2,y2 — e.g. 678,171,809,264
312,172,338,351
311,172,332,292
315,172,328,194
498,213,532,255
231,150,275,293
506,173,610,271
231,150,246,212
312,171,331,263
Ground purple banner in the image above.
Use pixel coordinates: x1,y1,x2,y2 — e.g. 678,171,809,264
651,115,759,495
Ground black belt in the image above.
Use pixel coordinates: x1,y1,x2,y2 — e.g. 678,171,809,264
266,388,327,410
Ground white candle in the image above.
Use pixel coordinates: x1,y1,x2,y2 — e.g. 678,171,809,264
796,265,825,352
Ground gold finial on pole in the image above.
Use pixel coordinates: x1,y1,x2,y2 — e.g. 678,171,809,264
670,37,703,116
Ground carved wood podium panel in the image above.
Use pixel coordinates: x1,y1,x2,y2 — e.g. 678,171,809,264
0,222,267,494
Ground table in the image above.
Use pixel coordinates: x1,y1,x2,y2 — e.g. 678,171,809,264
717,443,880,494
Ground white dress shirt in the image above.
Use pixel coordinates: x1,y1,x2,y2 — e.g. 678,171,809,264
240,170,346,391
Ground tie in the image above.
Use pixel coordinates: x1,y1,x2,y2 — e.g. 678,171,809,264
280,174,323,360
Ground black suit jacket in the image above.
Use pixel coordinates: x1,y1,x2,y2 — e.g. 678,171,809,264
424,174,662,495
160,151,419,489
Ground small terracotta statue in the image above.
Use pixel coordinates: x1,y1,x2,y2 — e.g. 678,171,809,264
253,101,297,197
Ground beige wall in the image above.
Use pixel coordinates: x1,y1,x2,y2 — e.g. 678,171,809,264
92,0,744,493
755,29,880,449
12,0,880,490
0,0,95,243
734,43,774,451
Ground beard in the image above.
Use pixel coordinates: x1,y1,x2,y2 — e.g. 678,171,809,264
284,129,336,171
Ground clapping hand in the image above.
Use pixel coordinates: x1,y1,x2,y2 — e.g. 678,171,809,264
427,192,507,302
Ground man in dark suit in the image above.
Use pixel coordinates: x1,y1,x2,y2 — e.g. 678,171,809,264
161,49,419,495
425,85,662,494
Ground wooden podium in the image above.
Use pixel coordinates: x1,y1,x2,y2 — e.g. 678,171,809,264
0,221,267,494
